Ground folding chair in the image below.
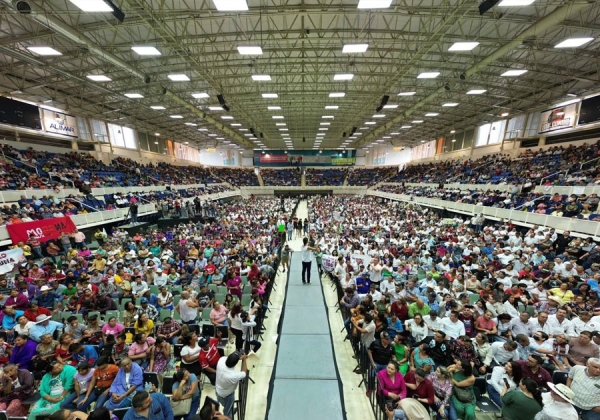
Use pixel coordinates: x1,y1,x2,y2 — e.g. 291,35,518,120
473,377,501,414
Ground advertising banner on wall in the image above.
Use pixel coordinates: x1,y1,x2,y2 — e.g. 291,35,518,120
538,103,578,133
41,108,78,137
578,95,600,126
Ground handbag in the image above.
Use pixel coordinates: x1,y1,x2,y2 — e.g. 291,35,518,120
171,397,192,416
453,386,473,403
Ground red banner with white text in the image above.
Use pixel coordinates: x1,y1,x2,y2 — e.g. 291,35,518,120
6,216,77,244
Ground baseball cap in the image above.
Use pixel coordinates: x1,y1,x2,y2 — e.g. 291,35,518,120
140,298,148,304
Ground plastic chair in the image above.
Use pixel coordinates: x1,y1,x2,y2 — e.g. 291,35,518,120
241,294,252,307
105,310,120,322
159,309,172,322
201,307,212,322
162,376,174,396
207,284,218,293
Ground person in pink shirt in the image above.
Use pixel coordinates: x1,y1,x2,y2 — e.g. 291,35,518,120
209,302,229,327
378,361,407,403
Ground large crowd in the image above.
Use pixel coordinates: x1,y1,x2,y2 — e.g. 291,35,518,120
0,197,295,420
307,196,599,420
375,185,600,221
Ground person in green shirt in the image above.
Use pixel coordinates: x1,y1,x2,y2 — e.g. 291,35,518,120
62,282,78,299
500,377,543,420
408,299,431,319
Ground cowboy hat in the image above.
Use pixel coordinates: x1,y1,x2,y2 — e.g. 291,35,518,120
547,382,575,405
35,314,52,323
548,296,563,305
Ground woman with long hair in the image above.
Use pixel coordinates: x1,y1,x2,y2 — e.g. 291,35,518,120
134,313,154,336
430,367,453,420
122,301,138,327
486,360,522,408
228,303,244,350
410,343,434,375
180,333,201,375
172,368,201,420
500,377,543,420
447,359,476,420
377,361,406,404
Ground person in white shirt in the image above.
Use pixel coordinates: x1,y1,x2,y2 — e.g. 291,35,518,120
423,311,444,333
480,341,519,374
531,311,553,335
215,352,248,419
380,276,396,297
510,312,536,337
368,257,383,285
497,248,515,266
486,361,520,408
441,311,466,339
301,237,319,284
534,382,578,420
572,312,600,337
547,309,576,337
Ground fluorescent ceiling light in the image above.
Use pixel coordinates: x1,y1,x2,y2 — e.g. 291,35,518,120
398,91,416,96
442,103,459,107
154,133,161,136
27,46,62,56
221,116,234,120
373,114,386,118
237,46,263,55
498,0,536,5
417,72,440,79
262,93,278,98
412,120,423,123
318,128,329,131
124,93,143,98
329,92,345,98
466,89,486,94
208,134,218,137
198,128,208,131
342,44,369,53
150,106,165,110
376,140,385,142
168,74,190,81
359,127,368,130
554,38,594,48
272,116,284,119
390,132,400,135
275,123,286,126
184,123,198,126
383,136,391,139
354,132,362,135
131,46,161,56
231,123,242,126
268,106,281,110
213,0,248,11
191,92,209,99
365,122,376,125
383,104,398,109
357,0,392,9
448,42,480,51
170,115,183,119
69,0,114,11
216,137,225,140
322,116,335,119
239,129,248,131
334,74,354,81
425,113,439,117
450,130,456,133
320,123,331,126
208,106,224,111
244,133,253,136
325,105,339,109
252,75,272,81
501,69,528,77
501,112,510,117
86,74,112,82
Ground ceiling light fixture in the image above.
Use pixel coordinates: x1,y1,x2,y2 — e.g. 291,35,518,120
272,116,284,119
191,93,210,99
357,0,392,9
501,69,528,76
213,0,248,11
237,46,263,55
170,115,183,119
398,91,417,96
554,38,594,48
334,74,354,81
268,106,281,110
320,123,331,126
262,93,278,98
168,74,190,81
425,113,439,116
27,46,62,56
221,116,234,120
231,123,242,126
325,105,339,109
252,75,272,81
276,123,286,126
497,0,536,6
401,125,412,129
373,114,386,118
124,93,143,98
69,0,114,11
208,106,224,111
329,92,346,98
86,74,112,82
322,116,335,119
150,106,165,110
501,112,509,117
365,122,376,125
448,42,480,51
417,72,440,79
442,103,459,107
131,46,161,56
412,120,423,123
466,89,486,94
342,44,369,53
383,104,399,109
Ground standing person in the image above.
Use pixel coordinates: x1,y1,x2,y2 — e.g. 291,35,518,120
215,352,248,420
301,237,319,285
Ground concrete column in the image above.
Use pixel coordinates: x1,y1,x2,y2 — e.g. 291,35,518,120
71,141,79,150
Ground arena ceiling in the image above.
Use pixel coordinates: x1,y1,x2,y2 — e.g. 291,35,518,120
0,0,598,152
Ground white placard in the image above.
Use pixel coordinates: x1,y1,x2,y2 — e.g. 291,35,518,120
41,108,78,137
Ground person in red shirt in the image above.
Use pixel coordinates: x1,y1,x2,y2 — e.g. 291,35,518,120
198,335,222,385
24,301,52,322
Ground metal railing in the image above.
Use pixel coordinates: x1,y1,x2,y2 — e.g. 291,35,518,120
539,170,568,186
514,194,550,210
580,156,600,171
0,150,40,175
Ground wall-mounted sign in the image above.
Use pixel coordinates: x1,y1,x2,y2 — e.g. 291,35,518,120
41,108,78,137
538,103,577,133
578,95,600,126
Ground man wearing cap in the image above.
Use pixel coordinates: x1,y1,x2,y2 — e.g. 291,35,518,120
534,382,578,420
567,357,600,420
136,297,159,322
29,314,63,342
35,285,56,310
